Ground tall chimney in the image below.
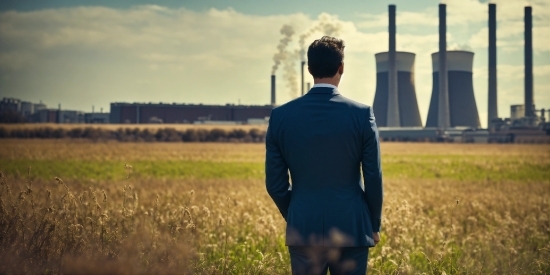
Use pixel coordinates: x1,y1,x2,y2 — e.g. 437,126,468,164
387,4,400,127
58,104,61,124
301,61,305,96
307,82,311,92
271,75,276,106
438,4,451,128
488,3,498,126
524,6,534,117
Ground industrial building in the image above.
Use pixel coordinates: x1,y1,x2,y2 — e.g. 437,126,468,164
109,102,272,124
0,97,103,124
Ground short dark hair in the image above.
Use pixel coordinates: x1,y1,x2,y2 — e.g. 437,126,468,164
307,36,345,78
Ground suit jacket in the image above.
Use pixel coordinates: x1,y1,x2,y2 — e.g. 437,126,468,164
265,86,383,247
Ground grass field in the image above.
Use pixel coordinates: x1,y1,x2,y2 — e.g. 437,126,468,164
1,140,549,274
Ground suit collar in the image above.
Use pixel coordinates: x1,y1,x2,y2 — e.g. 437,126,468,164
307,85,340,95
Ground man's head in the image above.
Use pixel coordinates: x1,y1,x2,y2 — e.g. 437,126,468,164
307,36,345,79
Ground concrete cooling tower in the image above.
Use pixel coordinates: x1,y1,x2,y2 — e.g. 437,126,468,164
426,51,481,128
373,52,423,127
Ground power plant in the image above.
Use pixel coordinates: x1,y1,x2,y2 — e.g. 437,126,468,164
2,3,547,142
372,2,547,143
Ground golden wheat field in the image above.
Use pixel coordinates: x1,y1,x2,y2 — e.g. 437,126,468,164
0,139,549,274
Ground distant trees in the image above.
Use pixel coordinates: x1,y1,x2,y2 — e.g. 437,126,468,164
0,127,267,143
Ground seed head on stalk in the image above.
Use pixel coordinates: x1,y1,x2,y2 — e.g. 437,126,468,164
124,163,133,179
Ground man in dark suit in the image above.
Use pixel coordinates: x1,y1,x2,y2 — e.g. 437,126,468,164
265,36,383,275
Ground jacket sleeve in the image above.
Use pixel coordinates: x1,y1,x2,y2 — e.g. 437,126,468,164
265,111,291,220
361,107,383,232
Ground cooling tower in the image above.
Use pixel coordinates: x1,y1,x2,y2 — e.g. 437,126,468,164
488,3,498,125
426,51,481,128
373,52,422,127
525,6,534,117
271,75,276,106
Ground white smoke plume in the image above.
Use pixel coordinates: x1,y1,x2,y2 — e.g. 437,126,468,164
283,51,299,98
271,24,295,74
298,14,343,61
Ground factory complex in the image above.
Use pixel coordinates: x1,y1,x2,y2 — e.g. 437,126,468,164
1,3,548,143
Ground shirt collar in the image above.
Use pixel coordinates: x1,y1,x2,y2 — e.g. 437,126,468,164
308,83,339,95
312,83,338,90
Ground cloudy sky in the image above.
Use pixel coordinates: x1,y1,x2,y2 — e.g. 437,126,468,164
0,0,548,127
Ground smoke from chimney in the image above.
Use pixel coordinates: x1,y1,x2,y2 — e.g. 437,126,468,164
271,24,295,75
283,53,299,98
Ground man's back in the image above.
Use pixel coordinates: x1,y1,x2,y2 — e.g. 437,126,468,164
266,36,382,274
266,86,383,247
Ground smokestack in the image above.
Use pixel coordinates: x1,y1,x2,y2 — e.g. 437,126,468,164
438,4,450,128
525,6,534,117
301,61,305,96
488,3,498,126
307,82,311,92
271,75,276,106
92,105,95,113
58,104,61,124
386,4,400,127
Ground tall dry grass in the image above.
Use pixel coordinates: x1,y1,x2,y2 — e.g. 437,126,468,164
0,141,549,274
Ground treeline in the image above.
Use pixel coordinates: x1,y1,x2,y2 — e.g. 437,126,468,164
0,127,267,142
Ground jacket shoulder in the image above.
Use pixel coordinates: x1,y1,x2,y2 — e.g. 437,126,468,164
270,96,304,116
336,95,373,114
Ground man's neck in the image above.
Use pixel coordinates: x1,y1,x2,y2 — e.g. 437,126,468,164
313,77,340,87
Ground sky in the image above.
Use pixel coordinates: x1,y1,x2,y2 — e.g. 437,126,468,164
0,0,549,127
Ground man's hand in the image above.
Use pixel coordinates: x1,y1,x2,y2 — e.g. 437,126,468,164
373,232,380,245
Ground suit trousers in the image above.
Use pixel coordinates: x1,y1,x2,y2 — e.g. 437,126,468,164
288,246,369,275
